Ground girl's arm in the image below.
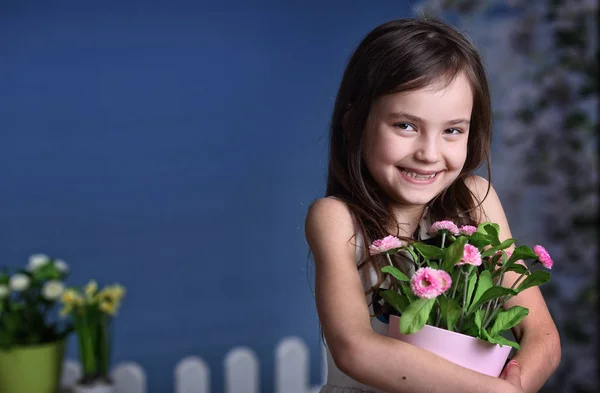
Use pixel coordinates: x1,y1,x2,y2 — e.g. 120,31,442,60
467,176,562,393
305,197,522,393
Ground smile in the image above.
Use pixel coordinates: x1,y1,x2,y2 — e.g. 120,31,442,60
398,168,440,184
399,168,439,180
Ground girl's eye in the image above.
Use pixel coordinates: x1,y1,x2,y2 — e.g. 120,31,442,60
444,128,463,135
395,123,415,131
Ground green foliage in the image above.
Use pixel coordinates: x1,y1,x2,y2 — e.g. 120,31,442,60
379,220,553,349
0,256,72,349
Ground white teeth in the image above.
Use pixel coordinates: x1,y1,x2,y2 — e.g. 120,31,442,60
401,169,437,180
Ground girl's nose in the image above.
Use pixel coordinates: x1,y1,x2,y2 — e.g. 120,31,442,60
414,136,441,163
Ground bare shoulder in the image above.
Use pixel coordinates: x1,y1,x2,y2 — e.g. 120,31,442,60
464,175,503,224
305,197,355,241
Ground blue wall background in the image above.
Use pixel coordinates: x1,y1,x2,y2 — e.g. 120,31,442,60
0,1,417,392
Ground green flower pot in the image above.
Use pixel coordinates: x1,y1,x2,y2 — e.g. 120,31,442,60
0,338,66,393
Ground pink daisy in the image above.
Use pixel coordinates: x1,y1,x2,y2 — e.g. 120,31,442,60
534,245,553,269
429,220,459,236
459,225,477,236
369,235,405,255
437,270,452,292
456,244,482,266
410,267,445,299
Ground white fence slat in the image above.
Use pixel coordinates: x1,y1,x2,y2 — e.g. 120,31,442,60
63,335,327,393
224,347,259,393
175,356,210,393
111,362,146,393
275,337,308,393
61,360,82,388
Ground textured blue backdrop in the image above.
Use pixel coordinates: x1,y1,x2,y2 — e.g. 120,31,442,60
0,1,415,392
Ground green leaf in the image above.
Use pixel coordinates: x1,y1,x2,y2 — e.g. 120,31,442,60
481,238,516,258
469,286,518,314
442,236,468,271
507,246,538,263
481,329,521,350
380,289,410,314
439,297,461,331
494,264,528,278
474,308,486,337
468,270,493,313
467,232,492,248
450,268,461,294
34,263,62,281
489,306,529,337
464,271,478,311
516,270,551,293
381,266,410,282
399,298,435,334
399,283,417,302
412,243,444,259
460,315,478,337
428,261,439,269
483,223,501,246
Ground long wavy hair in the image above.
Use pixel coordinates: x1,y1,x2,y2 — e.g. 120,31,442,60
326,17,493,299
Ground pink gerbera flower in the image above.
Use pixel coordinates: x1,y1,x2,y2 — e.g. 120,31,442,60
429,220,459,236
457,244,482,266
437,270,452,292
369,235,405,255
459,225,477,236
534,245,553,269
410,267,445,299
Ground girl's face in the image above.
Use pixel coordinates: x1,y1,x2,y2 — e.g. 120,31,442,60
363,72,473,208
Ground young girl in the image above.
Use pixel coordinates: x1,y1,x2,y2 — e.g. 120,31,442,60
305,17,561,393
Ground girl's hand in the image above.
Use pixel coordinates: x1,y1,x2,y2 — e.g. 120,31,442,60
499,359,524,393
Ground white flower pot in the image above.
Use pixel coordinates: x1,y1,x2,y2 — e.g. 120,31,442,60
73,381,115,393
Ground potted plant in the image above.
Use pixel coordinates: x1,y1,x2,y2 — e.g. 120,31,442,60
0,254,72,393
370,221,553,377
60,280,126,393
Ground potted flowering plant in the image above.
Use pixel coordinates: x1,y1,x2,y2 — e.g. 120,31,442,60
370,221,553,377
0,254,72,393
60,280,126,393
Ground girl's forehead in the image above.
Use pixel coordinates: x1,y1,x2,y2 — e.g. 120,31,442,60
373,73,474,114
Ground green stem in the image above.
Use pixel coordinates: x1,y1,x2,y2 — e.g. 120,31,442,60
434,297,442,327
482,299,505,330
450,273,459,299
510,265,532,291
76,310,97,378
458,271,469,329
98,314,111,379
440,232,447,249
487,272,505,322
385,253,394,267
404,246,421,268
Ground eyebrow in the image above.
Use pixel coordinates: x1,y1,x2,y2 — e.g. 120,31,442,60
388,112,470,126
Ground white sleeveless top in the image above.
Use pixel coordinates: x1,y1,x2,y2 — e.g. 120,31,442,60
320,215,432,393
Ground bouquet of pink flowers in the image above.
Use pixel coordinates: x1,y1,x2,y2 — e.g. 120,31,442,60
371,221,553,349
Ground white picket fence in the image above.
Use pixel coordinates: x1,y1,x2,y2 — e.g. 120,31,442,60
62,337,327,393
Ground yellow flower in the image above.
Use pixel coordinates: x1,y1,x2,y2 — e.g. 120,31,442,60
99,301,118,315
95,284,125,315
99,284,126,303
61,289,84,306
84,280,98,301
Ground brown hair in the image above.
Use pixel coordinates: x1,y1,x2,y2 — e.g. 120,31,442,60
325,17,492,296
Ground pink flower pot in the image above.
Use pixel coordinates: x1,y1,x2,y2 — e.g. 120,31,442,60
388,315,513,377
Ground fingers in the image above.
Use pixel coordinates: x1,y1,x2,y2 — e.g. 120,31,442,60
502,359,522,388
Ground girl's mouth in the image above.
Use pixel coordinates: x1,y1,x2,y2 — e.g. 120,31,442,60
399,168,439,180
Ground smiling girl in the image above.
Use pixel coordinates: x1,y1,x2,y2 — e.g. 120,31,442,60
305,17,560,393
